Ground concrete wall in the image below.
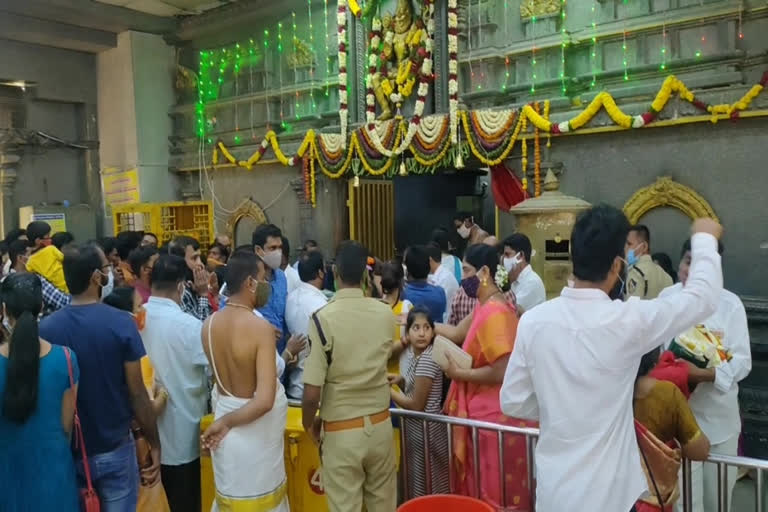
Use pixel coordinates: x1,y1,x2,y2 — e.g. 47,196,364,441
499,117,768,298
200,164,347,259
0,40,97,230
98,31,177,223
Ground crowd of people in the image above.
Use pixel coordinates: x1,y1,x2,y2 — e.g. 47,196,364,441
0,204,750,512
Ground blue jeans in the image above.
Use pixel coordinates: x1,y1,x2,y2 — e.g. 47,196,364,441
76,438,138,512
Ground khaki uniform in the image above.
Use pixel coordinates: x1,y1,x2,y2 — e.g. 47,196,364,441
303,288,396,512
626,254,673,300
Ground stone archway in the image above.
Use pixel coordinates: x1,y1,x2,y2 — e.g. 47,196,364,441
622,176,718,225
225,199,268,247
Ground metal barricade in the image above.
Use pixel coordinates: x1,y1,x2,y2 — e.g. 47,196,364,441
387,408,768,512
286,401,768,511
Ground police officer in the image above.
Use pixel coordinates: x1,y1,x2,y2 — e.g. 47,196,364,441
301,241,396,512
624,225,672,299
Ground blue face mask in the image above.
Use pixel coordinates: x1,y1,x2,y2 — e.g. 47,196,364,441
626,249,638,266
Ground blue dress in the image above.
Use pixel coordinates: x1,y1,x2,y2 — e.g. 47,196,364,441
0,344,80,512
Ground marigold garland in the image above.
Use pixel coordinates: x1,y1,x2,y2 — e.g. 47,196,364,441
207,71,767,178
544,99,551,148
520,113,528,191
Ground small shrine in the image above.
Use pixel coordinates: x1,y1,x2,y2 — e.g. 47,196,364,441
509,169,590,297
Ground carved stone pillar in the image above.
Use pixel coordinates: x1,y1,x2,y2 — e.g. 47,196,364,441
0,145,20,239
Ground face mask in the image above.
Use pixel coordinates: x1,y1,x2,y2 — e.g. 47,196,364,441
567,279,575,288
626,249,638,267
503,253,523,273
253,280,271,308
461,275,480,299
262,249,282,270
2,317,11,334
133,309,146,331
100,269,114,299
457,224,471,240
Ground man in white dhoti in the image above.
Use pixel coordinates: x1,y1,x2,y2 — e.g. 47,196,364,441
201,251,289,512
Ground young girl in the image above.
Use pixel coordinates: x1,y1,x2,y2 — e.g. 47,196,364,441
389,306,449,497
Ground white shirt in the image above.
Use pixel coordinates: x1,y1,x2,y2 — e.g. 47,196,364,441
428,265,459,322
142,297,209,465
500,233,722,512
440,253,462,282
285,264,301,294
285,281,328,398
660,283,751,444
511,265,547,313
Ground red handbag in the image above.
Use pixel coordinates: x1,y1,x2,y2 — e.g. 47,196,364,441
64,347,101,512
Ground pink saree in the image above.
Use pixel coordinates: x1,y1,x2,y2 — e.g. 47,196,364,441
444,300,534,511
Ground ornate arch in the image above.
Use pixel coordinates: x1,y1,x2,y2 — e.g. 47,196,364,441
622,176,718,225
225,199,268,245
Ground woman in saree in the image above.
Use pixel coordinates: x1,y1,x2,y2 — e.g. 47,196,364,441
437,244,534,511
634,347,710,512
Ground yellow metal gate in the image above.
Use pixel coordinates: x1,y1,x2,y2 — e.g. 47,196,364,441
347,179,395,260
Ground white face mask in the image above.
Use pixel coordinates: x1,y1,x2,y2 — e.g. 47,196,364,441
262,249,283,270
101,269,115,299
503,253,523,272
457,224,471,239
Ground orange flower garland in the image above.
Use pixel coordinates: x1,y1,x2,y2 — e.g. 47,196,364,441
521,113,528,192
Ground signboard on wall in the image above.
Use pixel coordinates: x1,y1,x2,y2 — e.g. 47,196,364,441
18,208,67,234
101,167,140,215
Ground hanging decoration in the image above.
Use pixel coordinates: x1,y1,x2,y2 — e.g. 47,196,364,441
207,71,768,182
590,0,598,88
338,0,349,145
447,0,459,144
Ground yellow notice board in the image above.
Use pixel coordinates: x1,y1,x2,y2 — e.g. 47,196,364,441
23,212,67,234
102,167,140,211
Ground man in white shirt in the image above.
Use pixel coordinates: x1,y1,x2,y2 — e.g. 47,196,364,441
141,254,210,512
282,236,301,293
426,242,458,321
500,205,723,512
431,228,462,283
502,233,546,313
661,238,751,512
285,250,328,399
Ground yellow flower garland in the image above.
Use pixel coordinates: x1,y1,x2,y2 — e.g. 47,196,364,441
207,72,766,177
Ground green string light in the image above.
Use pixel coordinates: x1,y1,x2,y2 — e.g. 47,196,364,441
560,0,567,96
307,0,316,112
530,16,537,94
660,21,667,71
622,27,629,81
324,0,330,96
590,1,597,88
292,12,300,119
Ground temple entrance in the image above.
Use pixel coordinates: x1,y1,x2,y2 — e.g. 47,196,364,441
347,172,485,260
393,172,483,256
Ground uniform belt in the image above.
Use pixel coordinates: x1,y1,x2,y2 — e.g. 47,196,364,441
323,410,390,432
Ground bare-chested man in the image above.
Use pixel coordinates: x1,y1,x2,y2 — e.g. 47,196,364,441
201,251,289,512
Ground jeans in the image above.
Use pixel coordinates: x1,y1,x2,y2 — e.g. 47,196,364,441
76,438,139,512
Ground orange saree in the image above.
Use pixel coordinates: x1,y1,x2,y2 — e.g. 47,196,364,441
444,300,534,511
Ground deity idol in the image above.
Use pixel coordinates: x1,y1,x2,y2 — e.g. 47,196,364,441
371,0,428,120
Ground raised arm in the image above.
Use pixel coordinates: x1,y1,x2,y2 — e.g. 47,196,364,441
633,223,723,358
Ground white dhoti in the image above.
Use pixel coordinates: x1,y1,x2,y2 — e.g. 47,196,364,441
210,385,289,512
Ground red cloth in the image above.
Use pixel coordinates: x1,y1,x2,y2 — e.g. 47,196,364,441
490,163,528,211
208,291,219,312
649,350,691,398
